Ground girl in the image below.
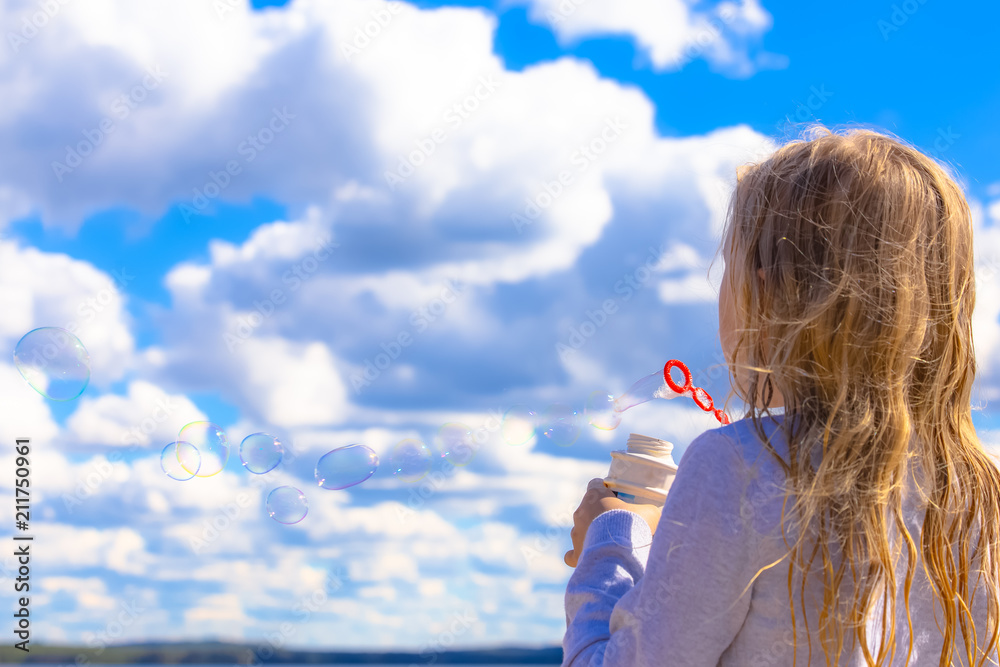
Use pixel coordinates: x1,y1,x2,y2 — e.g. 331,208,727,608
562,127,1000,666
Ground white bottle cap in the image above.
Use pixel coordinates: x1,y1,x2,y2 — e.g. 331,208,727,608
604,433,678,507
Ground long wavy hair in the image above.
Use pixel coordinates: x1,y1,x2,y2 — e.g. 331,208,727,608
719,126,1000,665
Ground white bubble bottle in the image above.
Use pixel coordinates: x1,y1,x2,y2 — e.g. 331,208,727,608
604,433,678,507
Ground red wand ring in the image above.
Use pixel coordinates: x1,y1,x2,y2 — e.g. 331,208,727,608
663,359,730,425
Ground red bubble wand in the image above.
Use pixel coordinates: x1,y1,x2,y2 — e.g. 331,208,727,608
663,359,730,425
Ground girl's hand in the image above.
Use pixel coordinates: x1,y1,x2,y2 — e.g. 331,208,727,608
564,478,663,568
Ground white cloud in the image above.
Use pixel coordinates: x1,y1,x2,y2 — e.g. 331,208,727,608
0,240,135,386
140,319,353,430
34,524,150,575
417,578,446,598
87,0,778,452
658,273,718,304
39,576,118,612
0,0,774,289
973,200,1000,392
188,556,329,600
183,593,251,633
65,380,206,448
988,198,1000,224
0,361,59,445
304,497,459,541
348,550,421,583
0,0,849,651
209,214,332,268
239,337,351,427
980,430,1000,476
359,584,398,602
517,0,784,76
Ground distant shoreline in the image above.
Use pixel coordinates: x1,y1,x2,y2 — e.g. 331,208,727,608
0,642,564,664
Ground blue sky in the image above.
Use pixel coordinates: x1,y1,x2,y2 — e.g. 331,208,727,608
1,0,999,652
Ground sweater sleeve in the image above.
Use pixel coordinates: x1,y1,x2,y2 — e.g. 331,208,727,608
563,428,757,667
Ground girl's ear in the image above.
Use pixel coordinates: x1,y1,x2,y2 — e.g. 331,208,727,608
757,268,765,283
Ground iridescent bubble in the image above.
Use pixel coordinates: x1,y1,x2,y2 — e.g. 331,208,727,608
315,444,379,490
586,390,622,430
240,433,283,474
540,404,581,447
178,422,229,477
13,327,91,401
266,486,308,524
175,441,203,477
389,438,432,481
614,370,676,413
501,406,537,446
160,441,201,481
434,423,476,466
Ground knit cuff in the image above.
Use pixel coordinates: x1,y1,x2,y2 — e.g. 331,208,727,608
582,508,654,554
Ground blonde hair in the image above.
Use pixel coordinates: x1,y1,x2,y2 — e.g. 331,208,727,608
720,125,1000,665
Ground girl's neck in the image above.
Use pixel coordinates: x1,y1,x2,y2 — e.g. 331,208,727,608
754,390,784,411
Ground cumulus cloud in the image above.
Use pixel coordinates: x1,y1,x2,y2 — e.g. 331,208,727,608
33,524,150,575
973,199,1000,399
0,240,135,386
0,361,59,445
18,0,772,430
0,0,772,285
65,380,206,448
4,0,953,652
516,0,786,76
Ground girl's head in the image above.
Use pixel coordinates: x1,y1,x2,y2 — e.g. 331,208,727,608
720,125,975,418
719,126,1000,665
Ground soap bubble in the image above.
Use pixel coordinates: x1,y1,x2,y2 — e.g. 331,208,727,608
240,433,283,474
160,441,201,481
540,404,581,447
178,422,229,477
266,486,308,524
434,422,476,466
13,327,91,401
389,438,432,481
315,444,379,490
586,390,622,430
615,370,675,413
501,406,537,446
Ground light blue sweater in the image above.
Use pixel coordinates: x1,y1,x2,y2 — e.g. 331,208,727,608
563,413,998,666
